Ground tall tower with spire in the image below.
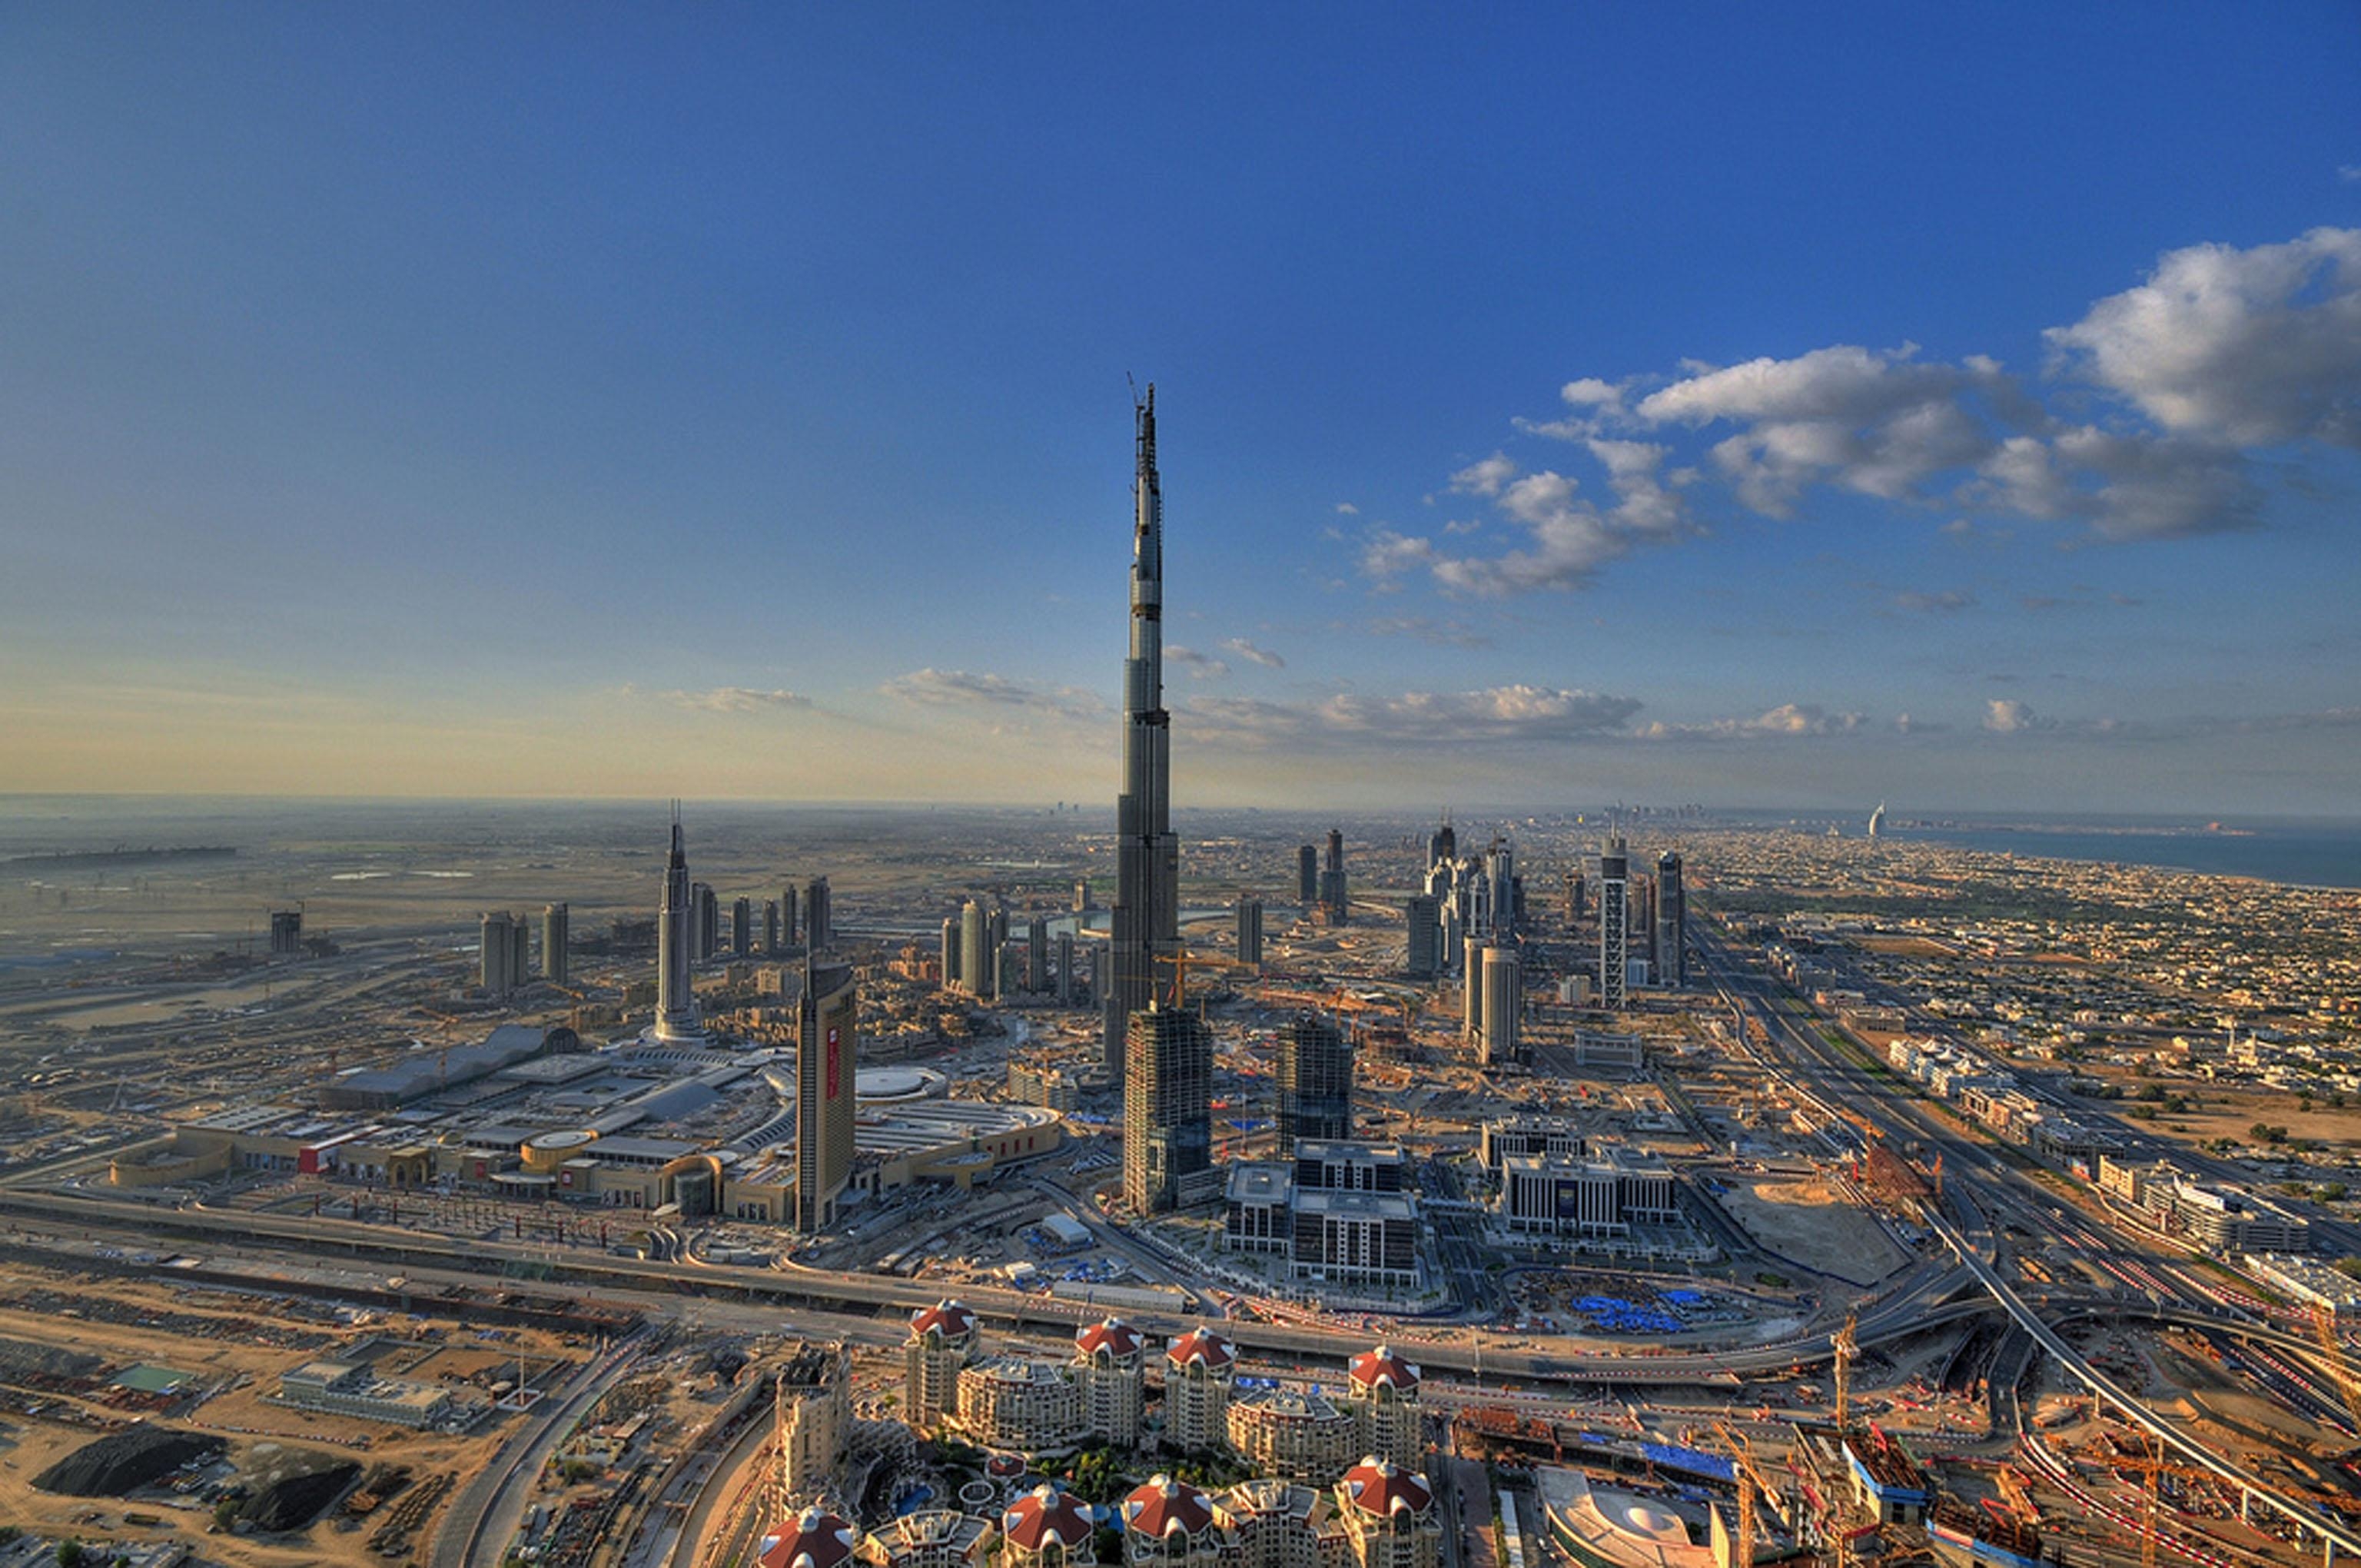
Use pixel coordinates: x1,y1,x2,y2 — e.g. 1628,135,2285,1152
1104,385,1181,1078
653,803,706,1043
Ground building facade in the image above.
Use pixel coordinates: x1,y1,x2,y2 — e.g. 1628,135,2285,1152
904,1300,978,1430
1124,1006,1214,1214
1276,1013,1353,1153
796,962,859,1231
1343,1348,1423,1473
1227,1388,1359,1484
1073,1317,1147,1447
1334,1460,1440,1568
1164,1328,1235,1453
955,1357,1084,1455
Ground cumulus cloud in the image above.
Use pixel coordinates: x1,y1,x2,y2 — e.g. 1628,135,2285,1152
1449,452,1519,497
1189,684,1642,751
882,669,1102,718
2046,227,2361,449
1983,698,2044,733
1222,637,1285,669
1359,529,1436,582
1384,227,2359,595
1166,646,1230,679
1333,502,1360,515
663,686,812,714
1642,703,1867,739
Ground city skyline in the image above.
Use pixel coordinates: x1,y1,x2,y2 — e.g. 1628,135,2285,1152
3,6,2358,812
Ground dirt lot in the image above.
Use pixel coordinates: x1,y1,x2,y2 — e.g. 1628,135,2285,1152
1717,1176,1908,1281
2114,1082,2361,1158
0,1264,563,1568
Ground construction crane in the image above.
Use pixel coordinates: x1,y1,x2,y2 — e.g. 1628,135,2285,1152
2310,1303,2361,1440
1832,1311,1859,1437
1154,948,1217,1008
1712,1422,1778,1568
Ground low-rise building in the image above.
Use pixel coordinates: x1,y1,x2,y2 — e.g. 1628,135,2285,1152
1001,1487,1097,1568
1122,1476,1226,1568
278,1360,456,1429
858,1511,995,1568
1497,1145,1679,1240
955,1357,1084,1455
1227,1387,1359,1485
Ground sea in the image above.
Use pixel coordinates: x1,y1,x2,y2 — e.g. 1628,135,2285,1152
1876,815,2361,890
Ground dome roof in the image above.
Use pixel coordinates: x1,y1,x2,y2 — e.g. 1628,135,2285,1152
1347,1345,1421,1393
1340,1458,1433,1519
1622,1504,1678,1536
758,1508,858,1568
1002,1486,1094,1553
1075,1317,1144,1359
1165,1327,1234,1370
1122,1474,1217,1539
909,1299,978,1341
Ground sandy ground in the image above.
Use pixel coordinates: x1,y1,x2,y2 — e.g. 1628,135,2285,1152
2120,1084,2361,1156
0,1266,568,1568
1715,1177,1907,1280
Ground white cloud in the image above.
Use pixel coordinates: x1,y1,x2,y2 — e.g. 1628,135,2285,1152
1166,645,1230,679
1983,698,2042,733
1642,703,1866,739
1221,637,1285,669
1359,529,1436,581
882,669,1102,718
663,686,812,714
2046,227,2361,449
1449,452,1519,497
1333,502,1360,515
1190,684,1642,751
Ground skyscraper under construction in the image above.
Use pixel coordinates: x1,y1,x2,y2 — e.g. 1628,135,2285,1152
1124,1005,1213,1214
1104,385,1180,1078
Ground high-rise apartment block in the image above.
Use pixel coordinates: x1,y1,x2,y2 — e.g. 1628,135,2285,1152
1404,895,1441,980
480,911,528,995
542,902,569,985
269,909,304,958
795,961,858,1231
1479,944,1520,1066
1297,844,1318,903
1071,1317,1146,1447
805,875,832,949
777,1341,850,1504
1164,1328,1236,1453
1655,850,1685,988
732,895,753,958
1599,840,1629,1011
904,1300,978,1430
1237,896,1264,968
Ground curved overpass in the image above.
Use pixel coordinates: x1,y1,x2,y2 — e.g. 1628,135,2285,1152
1928,1209,2361,1561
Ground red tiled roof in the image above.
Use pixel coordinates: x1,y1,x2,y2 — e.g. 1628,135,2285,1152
1002,1485,1094,1552
1165,1327,1234,1370
1122,1474,1217,1538
909,1299,978,1341
1340,1458,1433,1519
759,1508,858,1568
1347,1344,1421,1393
1075,1317,1144,1359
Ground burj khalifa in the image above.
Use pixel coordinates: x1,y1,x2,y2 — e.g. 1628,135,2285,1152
1103,386,1180,1078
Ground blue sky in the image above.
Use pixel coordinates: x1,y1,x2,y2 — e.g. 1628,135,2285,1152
3,4,2357,812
